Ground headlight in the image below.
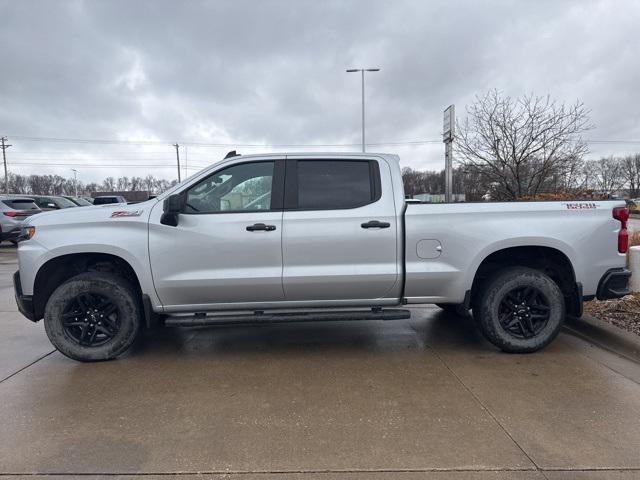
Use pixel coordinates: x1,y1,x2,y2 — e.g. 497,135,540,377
18,226,36,241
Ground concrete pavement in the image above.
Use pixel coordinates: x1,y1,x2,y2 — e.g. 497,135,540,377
0,246,639,479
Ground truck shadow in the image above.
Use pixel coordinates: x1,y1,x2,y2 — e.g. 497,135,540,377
130,308,488,359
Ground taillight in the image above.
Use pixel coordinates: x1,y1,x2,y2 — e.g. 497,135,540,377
3,211,17,217
613,207,629,254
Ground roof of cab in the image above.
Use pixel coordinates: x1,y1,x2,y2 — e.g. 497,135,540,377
217,151,400,164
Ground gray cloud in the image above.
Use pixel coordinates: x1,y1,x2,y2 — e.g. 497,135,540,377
1,0,639,182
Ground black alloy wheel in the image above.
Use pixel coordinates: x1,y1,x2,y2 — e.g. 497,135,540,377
498,286,550,339
62,293,121,347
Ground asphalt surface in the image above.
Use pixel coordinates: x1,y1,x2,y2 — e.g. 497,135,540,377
1,246,640,479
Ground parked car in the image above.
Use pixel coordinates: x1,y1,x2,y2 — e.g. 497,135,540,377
627,198,640,214
0,196,41,243
14,152,631,362
92,195,127,205
63,196,93,207
29,195,78,211
82,197,95,204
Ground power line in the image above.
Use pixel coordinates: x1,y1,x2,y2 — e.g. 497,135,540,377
6,134,443,147
7,134,640,147
586,140,640,144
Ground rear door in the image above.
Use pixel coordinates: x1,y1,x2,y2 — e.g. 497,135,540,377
281,157,399,302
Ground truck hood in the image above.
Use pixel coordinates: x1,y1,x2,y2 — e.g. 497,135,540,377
24,199,158,227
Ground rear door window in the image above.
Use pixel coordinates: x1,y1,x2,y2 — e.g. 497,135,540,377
294,160,379,210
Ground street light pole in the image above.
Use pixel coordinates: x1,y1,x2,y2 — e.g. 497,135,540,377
71,169,78,197
346,68,380,152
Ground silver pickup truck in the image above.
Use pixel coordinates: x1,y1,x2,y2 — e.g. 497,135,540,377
14,152,631,361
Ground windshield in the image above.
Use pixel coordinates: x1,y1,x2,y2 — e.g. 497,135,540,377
55,197,78,208
69,197,93,206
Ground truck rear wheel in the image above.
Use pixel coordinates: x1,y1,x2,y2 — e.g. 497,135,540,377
474,267,564,353
44,272,141,362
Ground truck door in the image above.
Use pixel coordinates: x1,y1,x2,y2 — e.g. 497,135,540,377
148,158,285,311
281,157,399,302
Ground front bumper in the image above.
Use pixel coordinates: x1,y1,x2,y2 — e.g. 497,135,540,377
596,268,631,300
13,271,37,322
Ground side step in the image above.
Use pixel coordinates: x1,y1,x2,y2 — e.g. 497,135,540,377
164,309,411,327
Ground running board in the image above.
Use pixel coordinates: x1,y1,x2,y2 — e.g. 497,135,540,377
164,309,411,327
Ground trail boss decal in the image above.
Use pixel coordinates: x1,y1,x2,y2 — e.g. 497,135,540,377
110,210,143,218
564,203,597,210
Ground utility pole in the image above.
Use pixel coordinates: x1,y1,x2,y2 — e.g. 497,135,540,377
346,68,380,152
71,169,78,197
173,143,181,182
1,137,11,194
443,105,455,203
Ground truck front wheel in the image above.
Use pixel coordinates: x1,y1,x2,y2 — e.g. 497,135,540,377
474,267,565,353
43,272,141,362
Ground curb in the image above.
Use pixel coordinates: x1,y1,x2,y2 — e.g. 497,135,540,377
564,314,640,364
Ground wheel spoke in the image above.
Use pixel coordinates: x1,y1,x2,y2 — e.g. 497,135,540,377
76,294,93,313
78,323,90,345
506,292,520,306
88,326,98,344
521,316,535,336
531,303,550,312
63,321,85,327
96,324,115,338
499,311,513,326
101,303,118,318
502,300,518,313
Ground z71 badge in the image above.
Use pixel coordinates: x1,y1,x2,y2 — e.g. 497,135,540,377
110,210,143,218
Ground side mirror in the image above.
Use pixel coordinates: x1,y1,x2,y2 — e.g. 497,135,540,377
160,193,185,226
47,203,58,209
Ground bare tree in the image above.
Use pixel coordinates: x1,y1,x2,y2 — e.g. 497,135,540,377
587,157,626,194
456,90,592,200
102,177,116,191
621,154,640,198
401,167,444,197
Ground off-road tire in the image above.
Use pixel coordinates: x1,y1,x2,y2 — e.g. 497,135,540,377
474,267,564,353
44,272,141,362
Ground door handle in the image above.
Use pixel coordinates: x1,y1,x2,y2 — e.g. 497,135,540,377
246,223,276,232
361,220,391,229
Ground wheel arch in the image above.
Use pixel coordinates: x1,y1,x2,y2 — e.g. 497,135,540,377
469,245,581,317
32,252,143,321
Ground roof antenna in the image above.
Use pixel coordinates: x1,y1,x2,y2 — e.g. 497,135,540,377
224,150,239,159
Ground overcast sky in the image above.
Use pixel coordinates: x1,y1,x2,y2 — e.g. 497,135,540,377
1,0,640,183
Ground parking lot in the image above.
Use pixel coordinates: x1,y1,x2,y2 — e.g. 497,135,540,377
0,247,639,479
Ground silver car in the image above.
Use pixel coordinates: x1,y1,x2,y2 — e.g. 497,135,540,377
0,196,41,244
